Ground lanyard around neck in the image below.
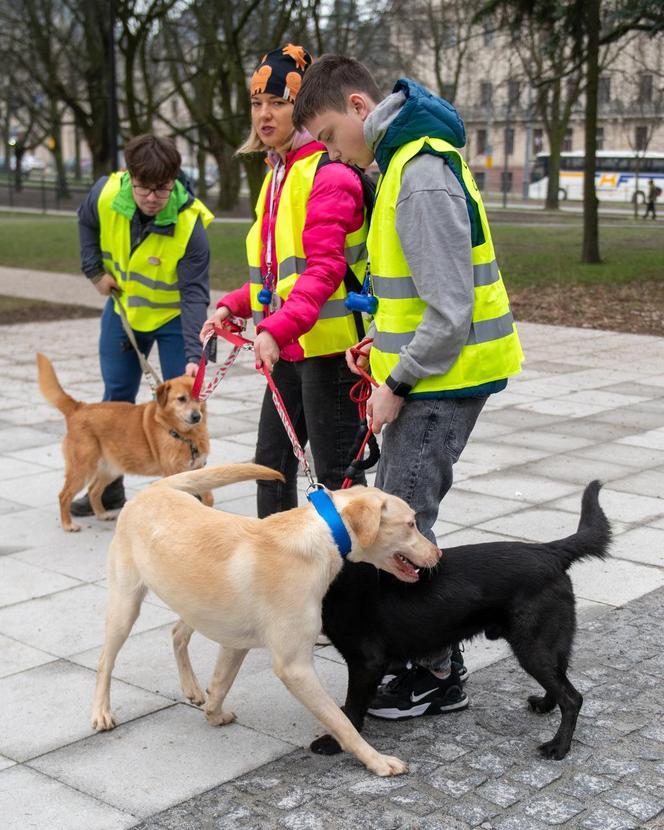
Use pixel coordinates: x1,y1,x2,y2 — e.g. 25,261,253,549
265,160,284,280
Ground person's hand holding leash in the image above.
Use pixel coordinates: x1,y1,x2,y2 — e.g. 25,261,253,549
184,362,199,378
346,340,371,376
254,330,280,373
200,306,231,342
367,384,404,433
94,274,120,296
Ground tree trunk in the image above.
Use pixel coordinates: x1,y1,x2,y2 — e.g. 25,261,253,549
544,127,563,210
242,154,266,217
215,147,241,212
582,0,601,263
196,143,207,200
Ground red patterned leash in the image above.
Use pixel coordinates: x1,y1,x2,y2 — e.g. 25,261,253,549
192,320,317,490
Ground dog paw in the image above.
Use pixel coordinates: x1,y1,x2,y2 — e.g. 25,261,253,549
538,739,568,760
370,753,408,777
310,734,342,755
184,689,206,706
64,522,81,533
205,709,236,726
96,511,117,522
91,709,116,731
528,694,555,714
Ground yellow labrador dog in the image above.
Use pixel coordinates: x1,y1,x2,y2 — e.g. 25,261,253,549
92,463,440,777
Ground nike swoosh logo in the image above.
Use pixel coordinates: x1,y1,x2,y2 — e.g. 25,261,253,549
410,688,437,703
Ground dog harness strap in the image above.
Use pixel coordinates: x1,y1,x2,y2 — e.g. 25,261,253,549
307,488,352,558
169,429,199,464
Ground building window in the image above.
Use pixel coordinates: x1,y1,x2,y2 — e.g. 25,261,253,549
474,171,486,191
635,125,648,151
477,129,488,155
483,24,493,46
441,83,455,102
504,127,515,155
596,126,604,151
533,128,544,155
638,74,653,103
507,80,520,109
480,81,493,108
563,128,573,152
501,171,513,192
598,76,611,104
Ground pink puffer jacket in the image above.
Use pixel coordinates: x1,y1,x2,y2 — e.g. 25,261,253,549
218,140,364,361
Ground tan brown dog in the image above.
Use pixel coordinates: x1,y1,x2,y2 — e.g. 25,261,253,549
92,463,441,777
36,353,211,532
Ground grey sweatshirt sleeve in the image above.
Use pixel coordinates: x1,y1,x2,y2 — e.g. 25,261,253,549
77,176,109,280
388,154,473,388
177,215,211,364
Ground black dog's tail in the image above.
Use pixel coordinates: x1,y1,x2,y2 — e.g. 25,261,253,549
549,480,612,570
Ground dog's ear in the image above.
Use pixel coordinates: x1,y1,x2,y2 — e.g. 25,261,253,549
342,493,385,549
156,381,170,408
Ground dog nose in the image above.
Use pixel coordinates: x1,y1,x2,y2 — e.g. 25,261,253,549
190,411,201,423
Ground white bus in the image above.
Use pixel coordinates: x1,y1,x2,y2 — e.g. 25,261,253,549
529,150,664,203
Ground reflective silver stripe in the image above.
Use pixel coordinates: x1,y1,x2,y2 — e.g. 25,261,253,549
114,262,127,281
252,311,263,325
126,297,180,310
374,310,515,354
473,260,500,287
372,275,419,300
128,271,179,292
465,310,514,345
317,299,352,320
279,255,307,276
101,251,112,260
249,266,262,283
345,241,367,266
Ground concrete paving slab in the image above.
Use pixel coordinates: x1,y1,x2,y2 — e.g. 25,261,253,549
0,503,116,548
0,755,15,771
0,583,176,658
5,441,65,469
607,526,664,568
570,557,664,607
12,539,110,583
0,765,136,830
572,440,664,470
0,556,81,606
618,427,664,451
71,625,275,702
607,468,664,498
0,455,53,480
437,489,527,527
0,468,74,508
454,472,581,505
518,454,635,485
0,660,172,762
549,487,664,525
476,507,589,543
497,430,596,454
0,633,55,678
457,440,551,472
30,704,292,818
0,496,29,516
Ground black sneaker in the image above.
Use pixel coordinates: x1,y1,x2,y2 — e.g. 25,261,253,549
367,666,468,720
452,643,468,683
70,477,126,517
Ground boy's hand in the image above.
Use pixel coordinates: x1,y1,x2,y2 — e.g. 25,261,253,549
200,306,231,342
185,362,199,378
254,330,280,373
94,274,120,296
367,384,404,433
346,341,371,375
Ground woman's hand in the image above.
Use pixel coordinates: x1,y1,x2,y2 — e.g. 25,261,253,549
254,330,280,373
346,340,371,376
200,306,231,342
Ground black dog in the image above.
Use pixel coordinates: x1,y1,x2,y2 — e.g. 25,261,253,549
313,481,611,760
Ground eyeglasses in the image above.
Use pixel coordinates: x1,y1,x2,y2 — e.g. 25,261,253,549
131,182,174,198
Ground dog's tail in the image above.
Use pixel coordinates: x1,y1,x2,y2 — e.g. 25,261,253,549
36,353,79,417
549,480,612,569
152,463,285,496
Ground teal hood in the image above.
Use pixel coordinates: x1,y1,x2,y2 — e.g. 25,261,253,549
373,79,466,174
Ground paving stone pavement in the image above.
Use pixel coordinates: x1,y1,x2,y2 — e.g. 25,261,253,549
1,294,663,828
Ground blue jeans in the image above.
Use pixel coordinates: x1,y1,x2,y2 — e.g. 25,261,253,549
375,395,488,673
99,298,186,402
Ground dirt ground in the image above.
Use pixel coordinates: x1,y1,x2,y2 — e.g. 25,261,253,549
509,279,664,338
1,284,663,338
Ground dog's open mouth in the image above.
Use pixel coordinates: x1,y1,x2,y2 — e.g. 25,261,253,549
393,553,420,581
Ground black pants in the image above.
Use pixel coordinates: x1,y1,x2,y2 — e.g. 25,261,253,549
643,201,656,219
255,355,365,517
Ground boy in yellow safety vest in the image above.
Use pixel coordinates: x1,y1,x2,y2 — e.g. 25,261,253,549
294,56,523,719
73,134,213,517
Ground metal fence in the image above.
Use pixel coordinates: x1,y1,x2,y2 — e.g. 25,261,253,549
0,175,94,213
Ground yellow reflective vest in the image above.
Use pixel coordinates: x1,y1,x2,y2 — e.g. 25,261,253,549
369,137,523,392
98,172,214,332
247,151,368,358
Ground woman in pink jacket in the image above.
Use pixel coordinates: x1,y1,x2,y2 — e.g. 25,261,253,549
201,45,368,517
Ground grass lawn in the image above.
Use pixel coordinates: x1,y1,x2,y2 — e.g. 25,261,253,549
0,210,661,295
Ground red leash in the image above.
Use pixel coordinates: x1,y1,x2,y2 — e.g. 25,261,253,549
341,338,379,489
193,320,317,490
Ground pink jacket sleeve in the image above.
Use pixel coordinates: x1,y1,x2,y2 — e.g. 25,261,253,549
217,282,252,319
256,163,364,348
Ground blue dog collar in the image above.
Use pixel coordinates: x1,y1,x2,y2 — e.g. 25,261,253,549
307,487,352,558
